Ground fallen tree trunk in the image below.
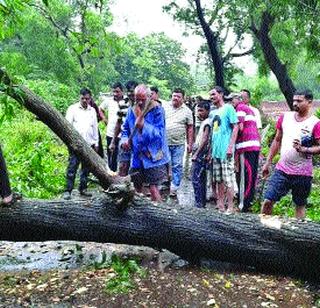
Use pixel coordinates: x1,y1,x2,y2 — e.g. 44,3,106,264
0,68,128,190
1,195,320,281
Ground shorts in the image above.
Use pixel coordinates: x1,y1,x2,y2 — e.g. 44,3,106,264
118,145,131,163
129,164,168,186
264,169,312,206
212,156,237,188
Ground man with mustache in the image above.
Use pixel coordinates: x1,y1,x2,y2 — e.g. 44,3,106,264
163,88,194,197
261,89,320,218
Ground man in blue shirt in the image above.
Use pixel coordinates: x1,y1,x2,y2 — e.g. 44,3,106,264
209,86,238,212
120,84,169,202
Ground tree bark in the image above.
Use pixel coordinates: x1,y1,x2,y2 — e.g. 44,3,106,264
250,11,296,110
0,68,129,191
1,195,320,281
194,0,225,88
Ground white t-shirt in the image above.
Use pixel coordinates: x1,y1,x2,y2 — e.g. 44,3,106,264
249,105,262,129
100,97,124,137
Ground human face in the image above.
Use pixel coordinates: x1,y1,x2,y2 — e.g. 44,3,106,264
241,91,250,104
127,89,135,103
293,95,311,114
197,107,209,121
113,87,123,101
231,97,241,108
80,93,91,109
151,90,159,101
172,92,184,108
210,89,222,106
135,92,147,107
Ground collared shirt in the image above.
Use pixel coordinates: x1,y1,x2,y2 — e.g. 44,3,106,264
66,102,99,146
249,105,262,129
235,103,261,153
100,97,125,137
163,101,193,145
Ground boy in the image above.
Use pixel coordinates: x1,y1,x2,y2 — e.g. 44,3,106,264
191,100,211,208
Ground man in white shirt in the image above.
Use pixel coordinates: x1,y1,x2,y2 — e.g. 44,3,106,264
63,88,99,200
241,89,262,129
99,82,125,172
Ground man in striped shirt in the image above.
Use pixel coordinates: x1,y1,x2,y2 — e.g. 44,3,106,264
230,93,261,212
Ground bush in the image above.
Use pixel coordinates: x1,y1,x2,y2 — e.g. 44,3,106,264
27,79,78,114
0,110,68,199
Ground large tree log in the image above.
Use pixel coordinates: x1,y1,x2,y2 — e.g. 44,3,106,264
0,68,128,190
1,195,320,281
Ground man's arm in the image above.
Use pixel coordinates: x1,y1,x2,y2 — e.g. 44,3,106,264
262,128,282,178
192,125,210,161
186,124,194,153
109,119,122,152
293,138,320,154
227,123,239,156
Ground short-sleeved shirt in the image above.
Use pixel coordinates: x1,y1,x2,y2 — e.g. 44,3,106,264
276,112,320,176
209,103,238,160
163,101,194,145
100,97,125,137
235,103,261,153
249,105,262,129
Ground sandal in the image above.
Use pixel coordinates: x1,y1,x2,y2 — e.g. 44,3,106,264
1,192,22,206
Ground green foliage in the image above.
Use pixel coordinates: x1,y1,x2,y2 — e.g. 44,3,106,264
0,110,67,199
105,255,147,294
91,253,147,294
26,79,77,113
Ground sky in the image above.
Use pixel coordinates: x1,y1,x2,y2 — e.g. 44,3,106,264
108,0,256,75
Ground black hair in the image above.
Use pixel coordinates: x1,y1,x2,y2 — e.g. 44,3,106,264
125,80,138,91
150,86,159,93
294,89,313,100
197,99,211,111
213,86,225,95
112,82,123,91
80,88,92,96
241,89,251,98
172,87,185,97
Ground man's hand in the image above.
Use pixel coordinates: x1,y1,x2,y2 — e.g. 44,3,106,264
135,115,144,130
191,153,198,162
109,140,116,152
226,146,233,158
293,138,304,153
262,162,271,179
121,141,131,152
187,143,192,154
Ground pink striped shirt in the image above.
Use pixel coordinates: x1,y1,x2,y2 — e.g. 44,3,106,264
235,103,261,153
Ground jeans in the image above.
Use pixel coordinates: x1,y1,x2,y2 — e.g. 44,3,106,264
192,158,207,208
106,136,119,172
65,152,89,192
0,145,11,198
168,144,185,189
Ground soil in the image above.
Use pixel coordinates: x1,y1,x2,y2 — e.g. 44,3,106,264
0,244,319,307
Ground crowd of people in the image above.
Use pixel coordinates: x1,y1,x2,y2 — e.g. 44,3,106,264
1,81,320,220
59,81,320,219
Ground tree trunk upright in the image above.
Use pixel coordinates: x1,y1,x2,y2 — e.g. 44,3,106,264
250,11,296,110
194,0,225,89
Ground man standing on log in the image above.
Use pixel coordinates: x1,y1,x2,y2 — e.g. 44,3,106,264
120,84,169,202
209,86,238,212
163,88,194,197
261,89,320,218
63,88,99,200
99,82,125,172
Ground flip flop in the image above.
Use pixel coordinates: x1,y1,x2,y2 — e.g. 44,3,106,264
1,192,22,206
